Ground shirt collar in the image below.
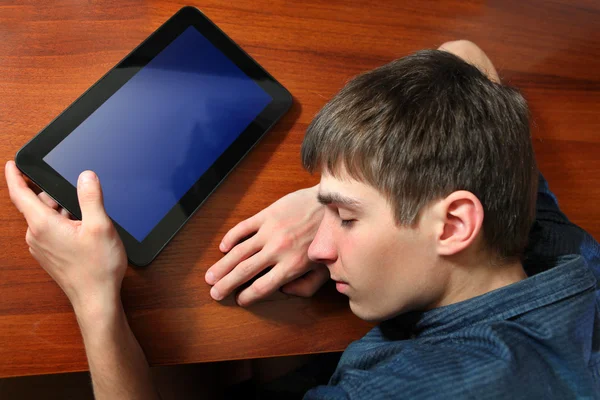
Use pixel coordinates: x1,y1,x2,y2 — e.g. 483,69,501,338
378,255,596,340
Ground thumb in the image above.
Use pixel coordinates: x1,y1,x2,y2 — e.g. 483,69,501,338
77,170,109,226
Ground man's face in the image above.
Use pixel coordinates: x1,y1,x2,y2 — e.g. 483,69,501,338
308,170,445,322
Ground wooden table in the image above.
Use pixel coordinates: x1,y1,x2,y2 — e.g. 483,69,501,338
1,0,598,378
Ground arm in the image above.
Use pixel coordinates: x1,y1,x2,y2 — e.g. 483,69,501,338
438,40,500,83
76,303,159,400
5,161,160,400
524,174,600,275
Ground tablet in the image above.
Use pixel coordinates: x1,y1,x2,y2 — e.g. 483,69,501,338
16,6,292,266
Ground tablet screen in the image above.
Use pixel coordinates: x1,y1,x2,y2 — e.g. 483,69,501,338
44,26,272,242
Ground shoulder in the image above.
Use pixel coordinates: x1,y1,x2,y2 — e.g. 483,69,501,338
305,321,598,400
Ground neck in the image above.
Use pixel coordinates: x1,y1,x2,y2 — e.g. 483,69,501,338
431,253,527,310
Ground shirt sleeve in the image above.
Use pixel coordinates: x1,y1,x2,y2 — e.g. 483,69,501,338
523,174,600,277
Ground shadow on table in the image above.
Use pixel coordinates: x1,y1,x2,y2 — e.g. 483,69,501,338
120,98,305,353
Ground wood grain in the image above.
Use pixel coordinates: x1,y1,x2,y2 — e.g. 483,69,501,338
0,0,598,378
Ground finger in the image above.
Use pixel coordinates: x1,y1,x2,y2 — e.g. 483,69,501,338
205,235,263,285
5,161,54,223
219,213,265,252
60,207,74,219
76,171,110,228
209,251,270,301
235,264,305,307
281,265,330,297
38,192,59,210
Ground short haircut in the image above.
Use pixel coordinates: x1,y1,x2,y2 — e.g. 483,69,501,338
301,49,538,260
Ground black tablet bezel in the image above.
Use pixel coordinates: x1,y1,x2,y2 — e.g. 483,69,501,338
15,6,292,266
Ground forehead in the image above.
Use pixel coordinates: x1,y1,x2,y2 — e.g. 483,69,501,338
318,171,388,207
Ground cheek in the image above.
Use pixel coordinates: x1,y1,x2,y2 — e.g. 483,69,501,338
336,231,359,263
335,230,364,276
338,228,391,282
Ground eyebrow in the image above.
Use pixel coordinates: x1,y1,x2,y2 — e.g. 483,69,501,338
317,192,363,209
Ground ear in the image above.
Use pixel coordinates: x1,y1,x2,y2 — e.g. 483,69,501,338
435,191,484,256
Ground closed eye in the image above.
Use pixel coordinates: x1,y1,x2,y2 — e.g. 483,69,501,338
340,219,355,228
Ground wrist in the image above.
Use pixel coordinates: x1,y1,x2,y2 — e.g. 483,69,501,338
72,291,124,332
300,184,322,206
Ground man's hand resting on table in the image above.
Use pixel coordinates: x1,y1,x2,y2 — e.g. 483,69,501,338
205,185,329,306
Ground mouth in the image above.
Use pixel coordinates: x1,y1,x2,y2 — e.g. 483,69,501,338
331,278,349,294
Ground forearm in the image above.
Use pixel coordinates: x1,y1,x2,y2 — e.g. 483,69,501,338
525,174,600,262
75,299,160,400
438,40,500,83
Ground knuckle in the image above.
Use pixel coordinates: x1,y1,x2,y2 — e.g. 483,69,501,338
230,243,248,260
285,257,307,278
236,219,250,233
78,189,99,204
269,220,283,233
234,216,258,237
222,230,237,246
208,261,228,279
285,264,302,280
86,221,110,237
289,253,306,269
274,234,293,252
25,230,34,246
233,247,248,261
253,277,274,297
239,259,256,277
28,218,48,237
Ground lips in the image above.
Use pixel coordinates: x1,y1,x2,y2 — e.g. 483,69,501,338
331,275,349,293
335,281,349,294
329,271,349,293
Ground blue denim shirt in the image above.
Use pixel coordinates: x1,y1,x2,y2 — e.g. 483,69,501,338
305,175,600,399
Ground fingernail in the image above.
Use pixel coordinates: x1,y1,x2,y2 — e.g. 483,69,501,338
210,286,222,301
236,297,246,307
78,171,97,185
206,271,215,284
219,241,226,251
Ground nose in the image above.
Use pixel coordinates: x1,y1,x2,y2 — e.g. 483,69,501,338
308,212,338,265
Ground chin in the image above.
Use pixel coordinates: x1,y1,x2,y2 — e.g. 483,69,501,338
349,299,413,323
349,300,389,323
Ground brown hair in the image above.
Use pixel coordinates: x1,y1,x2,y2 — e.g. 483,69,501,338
301,50,538,260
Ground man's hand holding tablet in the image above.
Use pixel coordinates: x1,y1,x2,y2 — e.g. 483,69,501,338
5,162,127,316
15,6,292,266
